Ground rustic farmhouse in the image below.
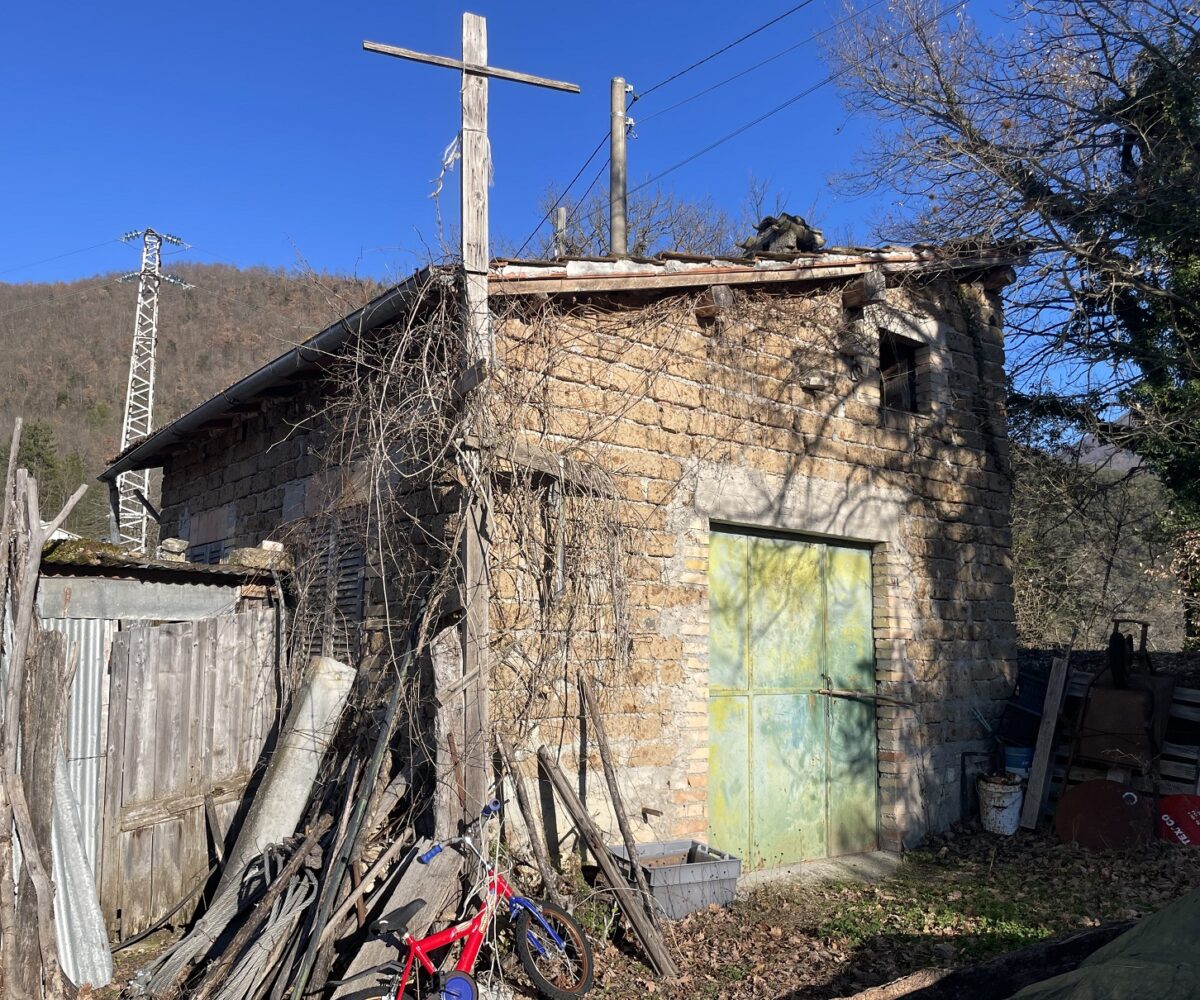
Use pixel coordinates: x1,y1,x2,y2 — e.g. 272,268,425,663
101,246,1018,867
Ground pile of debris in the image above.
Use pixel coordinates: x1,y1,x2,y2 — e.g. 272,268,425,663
107,639,679,999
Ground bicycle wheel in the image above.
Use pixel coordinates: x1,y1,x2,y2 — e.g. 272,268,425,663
514,900,594,1000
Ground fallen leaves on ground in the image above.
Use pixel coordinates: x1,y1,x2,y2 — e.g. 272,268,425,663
593,826,1200,1000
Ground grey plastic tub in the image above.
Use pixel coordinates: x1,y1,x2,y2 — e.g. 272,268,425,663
607,840,741,920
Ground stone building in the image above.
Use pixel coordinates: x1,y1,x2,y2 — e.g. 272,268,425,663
101,246,1018,865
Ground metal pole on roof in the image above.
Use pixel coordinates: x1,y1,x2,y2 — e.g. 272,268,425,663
610,76,630,257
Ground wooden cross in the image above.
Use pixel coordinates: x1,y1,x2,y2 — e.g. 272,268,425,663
364,13,579,365
363,15,578,823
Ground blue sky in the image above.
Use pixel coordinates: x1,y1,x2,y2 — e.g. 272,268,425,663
2,2,908,285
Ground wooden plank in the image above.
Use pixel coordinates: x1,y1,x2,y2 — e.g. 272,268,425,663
150,820,184,927
120,826,154,937
496,734,563,907
212,615,241,782
487,257,1015,296
181,618,208,905
579,677,659,927
361,39,580,92
1021,655,1070,830
100,630,131,933
150,624,189,926
331,840,463,999
432,626,465,838
124,626,158,808
119,776,251,830
841,269,887,308
537,748,677,979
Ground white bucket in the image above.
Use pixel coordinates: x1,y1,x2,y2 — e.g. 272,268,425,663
978,775,1024,835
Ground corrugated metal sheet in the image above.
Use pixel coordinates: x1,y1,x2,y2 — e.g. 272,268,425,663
41,616,115,879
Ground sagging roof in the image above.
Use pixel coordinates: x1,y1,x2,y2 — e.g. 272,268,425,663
40,537,276,584
100,247,1015,483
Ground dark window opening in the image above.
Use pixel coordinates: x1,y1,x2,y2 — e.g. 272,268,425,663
879,331,924,414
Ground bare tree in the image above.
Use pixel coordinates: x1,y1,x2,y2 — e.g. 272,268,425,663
831,0,1200,408
832,0,1200,643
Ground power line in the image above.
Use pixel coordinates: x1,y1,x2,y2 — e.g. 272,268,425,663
630,0,968,198
0,238,123,279
637,0,891,126
516,0,819,254
514,131,611,257
636,0,820,102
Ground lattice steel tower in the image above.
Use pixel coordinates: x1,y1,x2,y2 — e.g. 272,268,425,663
116,229,191,550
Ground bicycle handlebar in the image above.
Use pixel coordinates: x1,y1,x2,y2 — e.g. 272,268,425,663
417,799,502,864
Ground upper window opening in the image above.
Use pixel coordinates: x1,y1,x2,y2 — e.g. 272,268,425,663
879,330,926,414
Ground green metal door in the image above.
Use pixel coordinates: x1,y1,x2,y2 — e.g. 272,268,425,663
708,528,877,868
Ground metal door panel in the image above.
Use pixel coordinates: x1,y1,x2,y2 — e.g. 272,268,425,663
707,694,750,864
708,529,876,868
827,695,879,856
752,693,826,865
708,532,748,692
825,545,874,692
748,536,823,691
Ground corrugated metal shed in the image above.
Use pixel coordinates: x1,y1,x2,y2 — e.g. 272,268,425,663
42,616,114,878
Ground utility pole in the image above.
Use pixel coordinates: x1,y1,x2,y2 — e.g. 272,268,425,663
361,0,579,856
114,229,191,551
553,205,568,258
610,76,631,257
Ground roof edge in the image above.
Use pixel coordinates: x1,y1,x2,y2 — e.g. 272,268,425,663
100,266,440,482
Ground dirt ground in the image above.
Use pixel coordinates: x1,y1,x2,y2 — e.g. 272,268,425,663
586,826,1200,1000
91,826,1200,999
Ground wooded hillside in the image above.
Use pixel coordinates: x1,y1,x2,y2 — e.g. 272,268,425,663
0,264,383,535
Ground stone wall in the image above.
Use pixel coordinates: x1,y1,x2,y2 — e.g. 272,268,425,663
158,392,330,554
490,275,1016,852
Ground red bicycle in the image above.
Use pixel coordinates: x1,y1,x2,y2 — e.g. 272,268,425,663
332,800,593,1000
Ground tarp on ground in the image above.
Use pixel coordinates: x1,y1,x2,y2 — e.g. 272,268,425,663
1009,888,1200,1000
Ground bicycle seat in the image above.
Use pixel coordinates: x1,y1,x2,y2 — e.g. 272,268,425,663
370,898,427,937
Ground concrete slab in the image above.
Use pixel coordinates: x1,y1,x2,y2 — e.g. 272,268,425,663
738,850,901,892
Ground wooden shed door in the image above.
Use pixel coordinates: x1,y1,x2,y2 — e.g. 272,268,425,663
100,608,277,938
708,528,877,868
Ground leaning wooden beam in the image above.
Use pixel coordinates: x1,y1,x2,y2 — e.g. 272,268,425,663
1020,653,1071,830
459,433,613,496
578,677,659,928
0,421,25,996
14,630,73,995
496,734,563,908
0,458,87,998
331,840,463,1000
537,748,677,979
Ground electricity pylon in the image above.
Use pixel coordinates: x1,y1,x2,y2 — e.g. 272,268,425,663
115,229,192,550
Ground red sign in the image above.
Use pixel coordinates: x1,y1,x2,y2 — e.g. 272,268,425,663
1159,794,1200,846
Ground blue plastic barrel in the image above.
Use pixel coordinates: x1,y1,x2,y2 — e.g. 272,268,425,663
1004,745,1035,779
